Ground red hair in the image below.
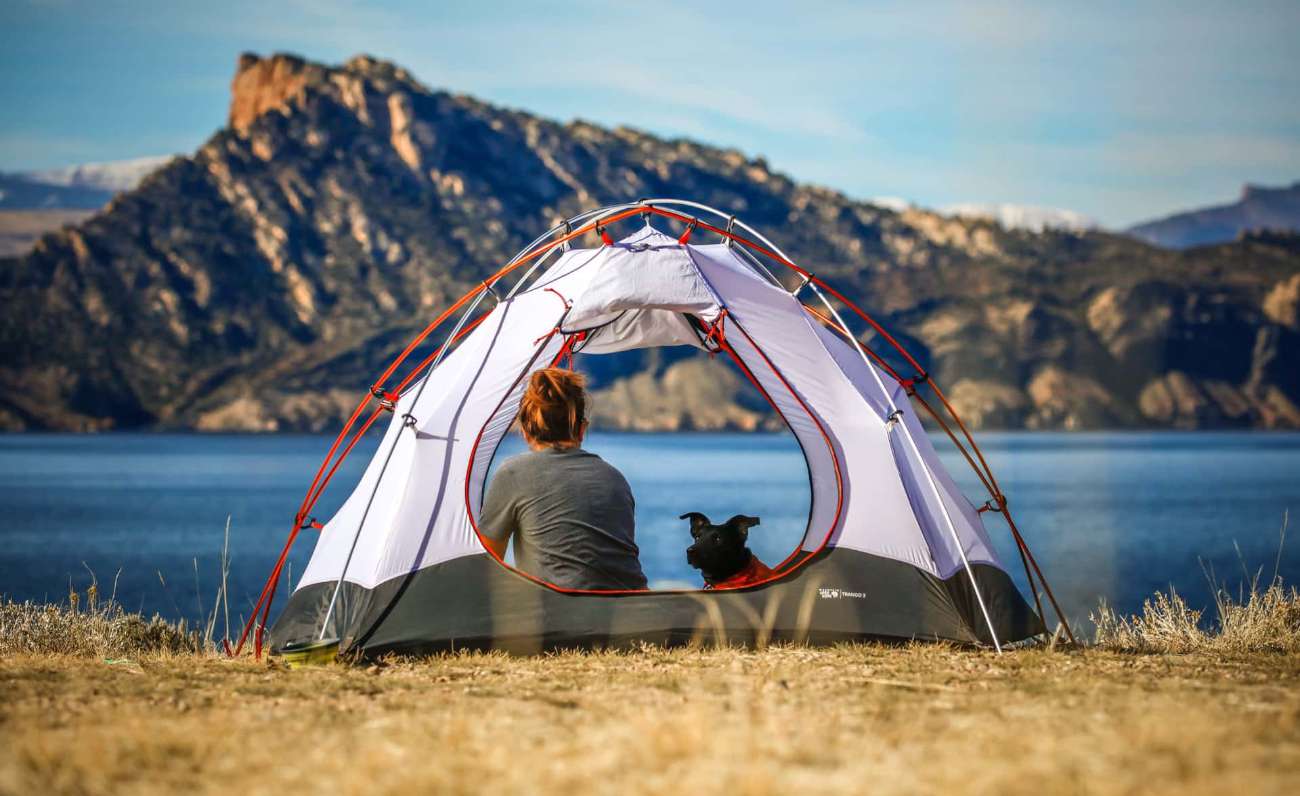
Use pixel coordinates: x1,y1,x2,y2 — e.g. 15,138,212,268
518,368,587,447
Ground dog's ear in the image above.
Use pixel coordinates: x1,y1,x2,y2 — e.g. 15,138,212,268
679,512,712,536
724,515,760,541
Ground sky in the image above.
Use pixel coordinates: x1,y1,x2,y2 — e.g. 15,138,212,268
1,1,1298,227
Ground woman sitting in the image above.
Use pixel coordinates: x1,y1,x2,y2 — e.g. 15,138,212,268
479,368,648,590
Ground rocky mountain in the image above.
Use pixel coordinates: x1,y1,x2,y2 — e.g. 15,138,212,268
1127,182,1300,249
2,52,1298,432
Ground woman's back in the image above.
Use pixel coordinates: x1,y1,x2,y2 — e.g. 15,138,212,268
480,446,647,590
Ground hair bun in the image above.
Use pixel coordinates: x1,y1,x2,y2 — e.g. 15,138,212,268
519,368,588,447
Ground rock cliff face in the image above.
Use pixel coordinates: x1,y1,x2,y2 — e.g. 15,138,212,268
1,53,1298,432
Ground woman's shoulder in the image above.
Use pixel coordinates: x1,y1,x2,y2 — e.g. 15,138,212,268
498,449,548,473
573,448,630,482
501,447,622,476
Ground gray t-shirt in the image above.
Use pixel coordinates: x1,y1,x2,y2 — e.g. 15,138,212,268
479,446,647,590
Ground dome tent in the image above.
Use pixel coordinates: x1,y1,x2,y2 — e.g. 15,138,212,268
245,200,1072,659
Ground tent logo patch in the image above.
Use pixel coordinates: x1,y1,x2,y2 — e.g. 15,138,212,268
818,587,866,600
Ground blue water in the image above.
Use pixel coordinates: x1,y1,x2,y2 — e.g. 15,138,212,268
1,432,1297,633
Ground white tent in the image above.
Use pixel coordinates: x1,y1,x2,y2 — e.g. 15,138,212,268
253,201,1065,658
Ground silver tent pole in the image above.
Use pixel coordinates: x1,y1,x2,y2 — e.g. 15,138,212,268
806,282,1003,653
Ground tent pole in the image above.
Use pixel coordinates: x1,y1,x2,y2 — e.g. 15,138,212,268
808,283,1003,652
317,288,493,641
910,392,1049,628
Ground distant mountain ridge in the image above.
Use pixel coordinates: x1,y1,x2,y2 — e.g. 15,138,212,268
1,156,173,211
1,52,1298,432
22,156,175,193
0,173,113,210
1127,182,1300,249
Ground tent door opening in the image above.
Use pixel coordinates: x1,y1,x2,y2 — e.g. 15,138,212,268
466,318,833,594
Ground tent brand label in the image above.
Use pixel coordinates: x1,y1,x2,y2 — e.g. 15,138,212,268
818,588,866,600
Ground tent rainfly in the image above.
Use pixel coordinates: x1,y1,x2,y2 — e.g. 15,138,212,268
241,200,1073,659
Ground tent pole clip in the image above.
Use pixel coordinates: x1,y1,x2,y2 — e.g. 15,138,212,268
978,495,1008,513
299,516,323,531
724,214,737,246
481,280,500,305
901,371,928,396
401,413,418,428
678,217,698,245
791,272,814,297
371,385,398,411
885,408,904,427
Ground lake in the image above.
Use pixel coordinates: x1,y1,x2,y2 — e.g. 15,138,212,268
1,431,1297,635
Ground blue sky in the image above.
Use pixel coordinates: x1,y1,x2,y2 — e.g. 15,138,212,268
1,1,1297,226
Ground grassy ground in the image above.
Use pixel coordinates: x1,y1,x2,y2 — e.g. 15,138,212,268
1,642,1298,795
2,577,1298,795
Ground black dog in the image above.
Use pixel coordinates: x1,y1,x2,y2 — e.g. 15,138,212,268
680,512,771,589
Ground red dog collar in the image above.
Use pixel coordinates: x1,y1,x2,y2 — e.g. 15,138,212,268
705,556,773,590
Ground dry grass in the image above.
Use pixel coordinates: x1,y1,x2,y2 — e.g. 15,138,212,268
1094,515,1300,654
0,518,230,660
1,644,1297,795
0,600,200,658
3,538,1299,794
0,577,201,659
2,582,1300,795
1093,583,1300,654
